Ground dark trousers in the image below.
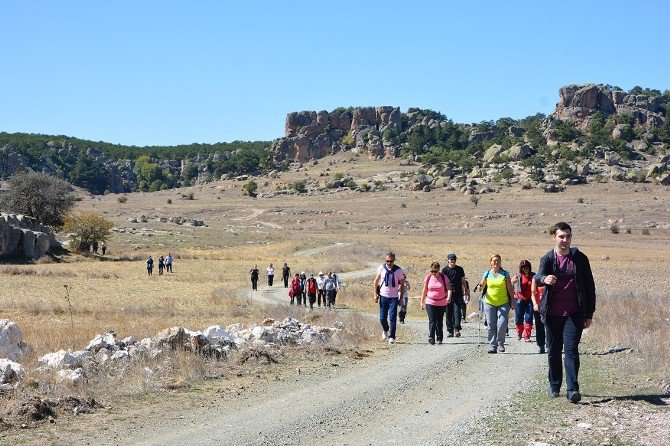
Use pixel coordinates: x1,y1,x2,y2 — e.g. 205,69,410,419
426,304,446,342
251,278,258,290
379,296,399,339
317,290,326,307
545,313,584,392
283,275,289,288
308,292,316,309
268,275,274,286
533,310,546,349
326,289,335,308
446,297,464,333
166,263,173,272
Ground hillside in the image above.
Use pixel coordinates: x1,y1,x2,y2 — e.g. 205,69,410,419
1,83,669,195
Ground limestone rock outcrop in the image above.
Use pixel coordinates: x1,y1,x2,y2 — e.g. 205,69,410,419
0,214,60,259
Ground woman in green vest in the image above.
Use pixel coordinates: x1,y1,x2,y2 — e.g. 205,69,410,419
479,253,515,354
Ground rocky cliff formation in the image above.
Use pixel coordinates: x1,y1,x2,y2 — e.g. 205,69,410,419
0,213,60,259
272,106,450,163
550,84,666,129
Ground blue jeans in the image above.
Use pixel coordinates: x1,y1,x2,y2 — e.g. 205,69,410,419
514,298,534,325
483,301,510,347
379,296,399,339
545,313,584,392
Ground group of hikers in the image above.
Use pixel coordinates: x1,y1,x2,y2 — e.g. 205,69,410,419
146,253,174,276
373,222,596,404
249,263,342,309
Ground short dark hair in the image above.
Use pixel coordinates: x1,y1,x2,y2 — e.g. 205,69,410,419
386,251,396,259
551,222,572,235
519,259,531,273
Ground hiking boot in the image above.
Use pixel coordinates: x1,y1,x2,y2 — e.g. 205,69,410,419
381,330,389,340
399,319,405,324
498,344,506,353
567,390,582,403
487,345,497,354
539,346,546,354
447,332,454,338
428,338,435,345
517,334,522,341
437,340,443,345
455,331,461,338
388,338,395,344
548,388,560,398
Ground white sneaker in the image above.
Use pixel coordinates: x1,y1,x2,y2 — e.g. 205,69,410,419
388,338,395,344
381,330,389,340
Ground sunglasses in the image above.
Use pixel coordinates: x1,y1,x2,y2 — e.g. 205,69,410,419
385,259,394,263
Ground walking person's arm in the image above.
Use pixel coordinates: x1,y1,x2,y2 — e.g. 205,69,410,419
531,280,540,312
373,274,381,303
420,279,428,310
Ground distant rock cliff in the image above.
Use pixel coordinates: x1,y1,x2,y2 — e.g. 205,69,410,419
0,214,60,259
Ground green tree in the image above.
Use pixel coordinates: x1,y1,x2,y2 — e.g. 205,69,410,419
0,172,75,227
243,180,258,197
62,211,114,252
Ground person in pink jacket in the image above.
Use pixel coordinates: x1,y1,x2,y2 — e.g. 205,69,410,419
420,262,452,344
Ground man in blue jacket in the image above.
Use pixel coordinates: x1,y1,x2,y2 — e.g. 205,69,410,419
535,222,596,403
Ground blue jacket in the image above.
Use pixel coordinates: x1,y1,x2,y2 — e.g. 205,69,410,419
534,247,596,319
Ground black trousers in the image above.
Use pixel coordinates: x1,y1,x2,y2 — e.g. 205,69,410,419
533,310,546,349
426,304,446,342
251,278,258,290
268,275,274,286
546,313,584,392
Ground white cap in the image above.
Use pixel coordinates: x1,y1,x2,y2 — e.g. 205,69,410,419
318,271,324,276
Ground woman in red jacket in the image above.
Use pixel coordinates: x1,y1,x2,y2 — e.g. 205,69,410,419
511,260,534,342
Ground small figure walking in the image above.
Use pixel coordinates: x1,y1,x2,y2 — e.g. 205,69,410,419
250,265,259,291
92,240,99,254
282,263,291,288
158,255,165,275
101,241,107,255
165,253,173,272
267,263,275,287
147,255,154,276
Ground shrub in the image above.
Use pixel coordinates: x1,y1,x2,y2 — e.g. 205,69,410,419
577,197,584,203
62,211,115,252
290,181,306,193
609,223,620,234
0,172,75,227
344,179,357,189
167,198,172,204
117,196,128,203
470,195,479,207
243,180,258,197
181,192,195,200
642,228,651,235
400,203,407,208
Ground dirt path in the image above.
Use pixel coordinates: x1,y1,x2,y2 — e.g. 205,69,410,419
80,262,545,445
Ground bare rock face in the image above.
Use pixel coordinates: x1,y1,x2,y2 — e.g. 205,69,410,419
0,319,33,362
0,214,59,259
551,84,666,128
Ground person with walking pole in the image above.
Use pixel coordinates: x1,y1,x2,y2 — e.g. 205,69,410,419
535,222,595,403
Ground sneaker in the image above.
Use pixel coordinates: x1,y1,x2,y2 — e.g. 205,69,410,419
567,390,582,403
381,330,389,340
428,338,435,345
388,338,395,344
548,388,560,398
517,334,522,341
498,344,506,353
437,340,443,345
487,345,497,354
399,319,405,324
525,338,533,343
447,332,454,338
539,346,546,354
455,331,461,338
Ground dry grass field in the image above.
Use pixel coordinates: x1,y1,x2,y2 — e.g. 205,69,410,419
1,152,669,402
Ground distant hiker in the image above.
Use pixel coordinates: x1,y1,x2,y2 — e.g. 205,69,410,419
299,272,307,306
479,254,514,354
316,272,327,307
531,274,546,354
331,272,341,307
442,253,468,337
282,263,291,288
165,253,173,272
158,255,165,275
250,265,259,291
511,260,535,342
267,263,275,287
535,222,596,403
306,274,318,309
290,273,301,305
373,252,405,344
146,255,154,276
101,241,107,255
420,262,451,344
398,274,410,324
92,240,98,254
324,272,336,308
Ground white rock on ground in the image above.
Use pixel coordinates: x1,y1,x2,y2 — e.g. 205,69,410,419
38,350,80,369
0,319,33,361
57,368,86,385
85,332,117,352
0,358,25,383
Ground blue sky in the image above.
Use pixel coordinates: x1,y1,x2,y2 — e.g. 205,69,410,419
1,1,668,146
